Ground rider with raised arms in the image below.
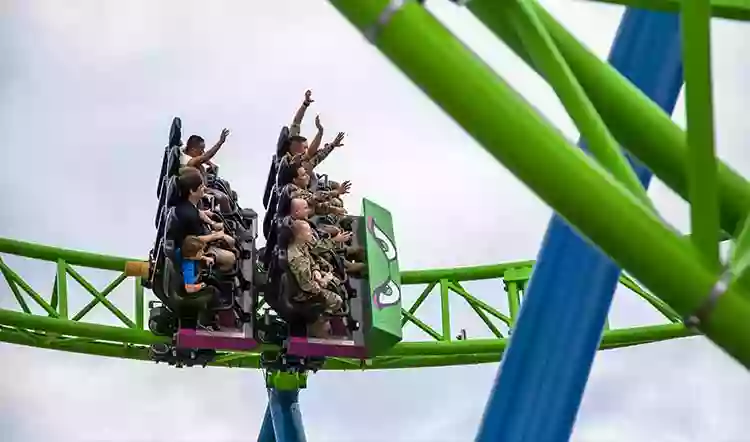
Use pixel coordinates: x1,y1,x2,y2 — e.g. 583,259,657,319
180,129,232,213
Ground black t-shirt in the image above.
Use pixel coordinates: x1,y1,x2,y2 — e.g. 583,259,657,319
169,200,207,244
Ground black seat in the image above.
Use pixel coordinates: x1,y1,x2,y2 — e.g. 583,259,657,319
155,146,182,220
262,192,277,240
154,175,180,228
162,240,214,328
276,184,294,219
263,126,290,209
313,174,329,192
150,207,180,310
262,184,295,264
157,117,182,199
166,146,181,180
263,156,299,239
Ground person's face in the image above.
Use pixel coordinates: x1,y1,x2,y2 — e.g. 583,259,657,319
188,141,206,156
300,222,313,243
291,199,309,219
290,140,307,155
294,167,310,188
192,182,206,199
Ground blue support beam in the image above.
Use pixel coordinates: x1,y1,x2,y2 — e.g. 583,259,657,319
476,9,683,442
258,404,277,442
267,389,307,442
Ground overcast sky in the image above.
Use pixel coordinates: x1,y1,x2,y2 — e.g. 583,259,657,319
0,1,749,441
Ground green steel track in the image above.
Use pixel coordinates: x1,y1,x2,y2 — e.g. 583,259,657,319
0,237,693,371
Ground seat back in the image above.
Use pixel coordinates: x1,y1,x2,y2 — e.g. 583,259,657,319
262,190,279,240
262,156,277,210
313,174,329,192
154,175,180,228
276,184,294,219
162,239,183,299
169,117,183,150
156,116,182,199
263,126,291,209
166,146,181,181
276,126,291,158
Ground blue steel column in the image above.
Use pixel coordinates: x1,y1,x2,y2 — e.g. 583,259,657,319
257,404,277,442
268,389,307,442
475,9,683,442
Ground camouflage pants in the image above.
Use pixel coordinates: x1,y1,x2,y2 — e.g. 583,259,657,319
308,290,343,339
320,289,343,313
292,288,342,313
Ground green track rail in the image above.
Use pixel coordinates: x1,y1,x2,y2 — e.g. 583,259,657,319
0,237,692,370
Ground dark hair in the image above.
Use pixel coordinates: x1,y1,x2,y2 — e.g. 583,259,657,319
186,135,205,149
288,135,307,144
182,236,205,259
278,159,305,186
177,169,204,197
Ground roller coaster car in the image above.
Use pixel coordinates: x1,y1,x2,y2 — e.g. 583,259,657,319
146,117,262,365
253,215,364,359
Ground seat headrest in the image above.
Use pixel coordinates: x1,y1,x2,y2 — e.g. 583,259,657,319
262,157,277,209
169,117,183,149
165,176,180,207
163,239,177,260
164,207,179,243
276,126,291,158
276,184,295,217
277,216,295,250
315,174,330,191
166,146,181,179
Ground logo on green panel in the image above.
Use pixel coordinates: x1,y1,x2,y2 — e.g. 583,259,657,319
366,216,401,309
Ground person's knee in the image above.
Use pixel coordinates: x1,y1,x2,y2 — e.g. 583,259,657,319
213,249,236,270
324,291,343,312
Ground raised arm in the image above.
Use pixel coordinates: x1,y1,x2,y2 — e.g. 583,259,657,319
304,115,325,160
290,90,314,137
307,132,345,170
186,128,230,168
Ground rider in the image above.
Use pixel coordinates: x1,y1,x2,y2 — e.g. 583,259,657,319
172,167,236,272
181,129,232,213
283,161,347,217
180,236,215,294
285,91,346,187
289,198,366,276
287,219,344,338
179,236,221,327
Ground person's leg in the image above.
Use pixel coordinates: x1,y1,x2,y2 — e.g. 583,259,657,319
345,245,366,262
321,289,343,314
207,188,232,213
207,246,236,272
308,317,331,338
319,224,341,237
345,261,366,277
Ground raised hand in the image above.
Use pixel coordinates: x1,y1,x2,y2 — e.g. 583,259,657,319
219,128,230,144
333,231,353,243
304,90,314,106
337,180,352,196
315,115,323,131
330,132,345,148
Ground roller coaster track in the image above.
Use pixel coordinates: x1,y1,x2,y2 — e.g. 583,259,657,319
0,237,693,371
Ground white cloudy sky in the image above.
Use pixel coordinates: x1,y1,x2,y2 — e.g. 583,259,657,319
0,1,749,441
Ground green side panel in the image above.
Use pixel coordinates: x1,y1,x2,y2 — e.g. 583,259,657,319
361,198,402,356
